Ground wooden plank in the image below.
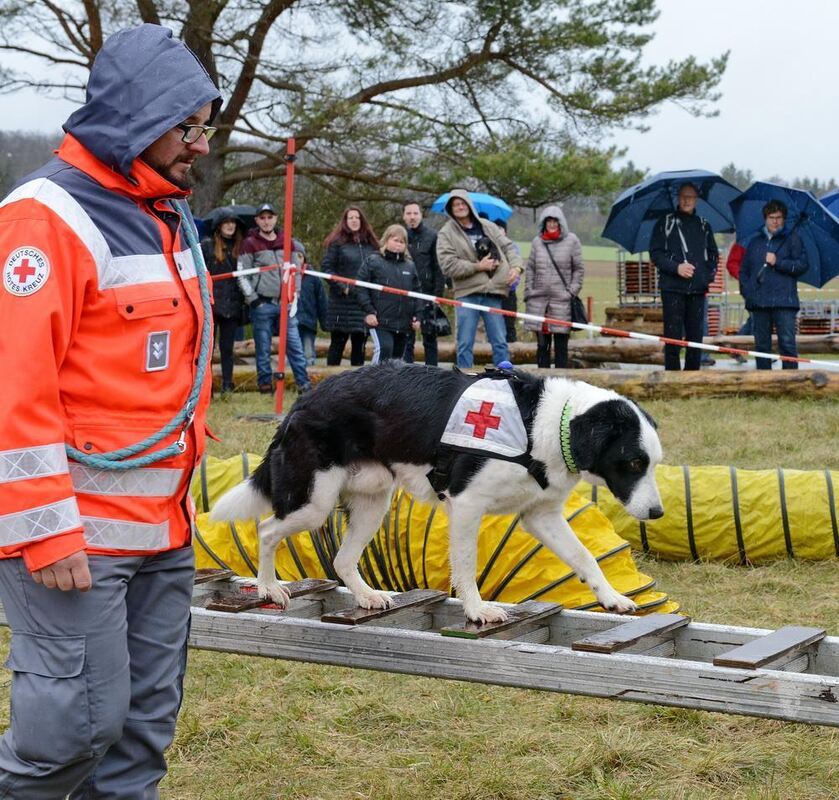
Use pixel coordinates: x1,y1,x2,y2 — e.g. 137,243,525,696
713,625,826,670
194,568,235,584
440,601,562,639
285,578,339,598
321,589,447,625
203,579,339,613
571,613,690,654
204,591,273,613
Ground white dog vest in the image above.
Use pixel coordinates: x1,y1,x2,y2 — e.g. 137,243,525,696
427,375,548,498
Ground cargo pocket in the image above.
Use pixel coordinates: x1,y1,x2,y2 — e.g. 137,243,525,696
5,632,92,763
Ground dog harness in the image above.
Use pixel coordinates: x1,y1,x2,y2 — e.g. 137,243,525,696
426,370,549,500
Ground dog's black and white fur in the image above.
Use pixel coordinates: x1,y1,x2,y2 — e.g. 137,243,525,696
211,363,664,623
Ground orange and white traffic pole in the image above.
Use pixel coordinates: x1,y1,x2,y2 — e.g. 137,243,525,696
275,138,296,413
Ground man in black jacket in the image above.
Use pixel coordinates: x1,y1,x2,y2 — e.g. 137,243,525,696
401,201,445,365
650,183,719,370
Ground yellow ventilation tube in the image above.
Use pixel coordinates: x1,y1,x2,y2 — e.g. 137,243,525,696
191,454,678,614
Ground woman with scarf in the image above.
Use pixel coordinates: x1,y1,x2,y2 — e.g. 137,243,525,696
322,206,380,366
201,214,246,394
524,205,585,369
356,224,422,363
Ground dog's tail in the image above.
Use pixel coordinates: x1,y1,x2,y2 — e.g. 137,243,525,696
209,479,272,522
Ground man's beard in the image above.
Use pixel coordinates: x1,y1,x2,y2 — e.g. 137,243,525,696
146,155,195,190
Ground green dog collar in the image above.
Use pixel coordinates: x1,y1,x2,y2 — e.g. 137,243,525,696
560,400,578,474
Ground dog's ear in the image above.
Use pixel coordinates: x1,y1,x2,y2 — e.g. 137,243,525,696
569,400,635,472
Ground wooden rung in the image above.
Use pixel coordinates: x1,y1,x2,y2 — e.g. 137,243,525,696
571,613,690,654
284,578,339,598
713,625,826,670
321,589,447,625
440,601,562,640
194,568,235,584
205,591,273,613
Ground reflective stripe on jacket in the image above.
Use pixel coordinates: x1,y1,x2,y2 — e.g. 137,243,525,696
0,135,211,570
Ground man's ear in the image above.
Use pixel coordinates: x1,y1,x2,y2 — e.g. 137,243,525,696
568,400,633,472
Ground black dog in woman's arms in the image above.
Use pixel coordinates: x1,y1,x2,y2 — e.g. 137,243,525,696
211,363,664,623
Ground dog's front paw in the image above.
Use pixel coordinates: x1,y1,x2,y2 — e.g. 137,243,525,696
596,587,637,614
355,589,393,611
464,602,509,625
258,580,291,608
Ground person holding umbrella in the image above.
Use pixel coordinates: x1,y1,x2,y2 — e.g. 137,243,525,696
739,200,808,369
650,182,720,371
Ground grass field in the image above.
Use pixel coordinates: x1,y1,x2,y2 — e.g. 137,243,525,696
142,394,839,799
0,397,834,798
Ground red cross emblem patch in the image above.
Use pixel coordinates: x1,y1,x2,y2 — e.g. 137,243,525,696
464,401,502,439
3,247,50,297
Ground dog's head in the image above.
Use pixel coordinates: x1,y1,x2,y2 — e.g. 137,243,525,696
569,398,664,521
474,236,500,264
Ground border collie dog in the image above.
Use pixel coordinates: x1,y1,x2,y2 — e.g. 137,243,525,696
211,363,664,623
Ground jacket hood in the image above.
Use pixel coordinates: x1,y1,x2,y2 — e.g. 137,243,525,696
63,24,222,178
539,204,568,233
445,189,481,224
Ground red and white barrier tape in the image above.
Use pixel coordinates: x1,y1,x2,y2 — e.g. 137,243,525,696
209,262,839,371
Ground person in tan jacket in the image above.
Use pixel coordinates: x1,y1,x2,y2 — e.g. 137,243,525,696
436,189,522,367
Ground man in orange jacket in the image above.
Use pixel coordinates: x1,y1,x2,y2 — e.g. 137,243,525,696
0,24,220,798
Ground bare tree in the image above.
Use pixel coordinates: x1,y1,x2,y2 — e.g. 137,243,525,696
0,0,727,212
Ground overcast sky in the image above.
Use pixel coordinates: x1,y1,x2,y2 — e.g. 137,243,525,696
1,0,836,182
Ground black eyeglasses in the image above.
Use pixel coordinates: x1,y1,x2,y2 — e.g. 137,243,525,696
175,123,217,144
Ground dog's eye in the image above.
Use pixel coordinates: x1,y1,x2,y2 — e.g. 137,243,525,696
628,459,645,472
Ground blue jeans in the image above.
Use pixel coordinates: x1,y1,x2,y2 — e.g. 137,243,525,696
455,294,509,368
299,325,317,365
752,307,798,370
250,301,311,388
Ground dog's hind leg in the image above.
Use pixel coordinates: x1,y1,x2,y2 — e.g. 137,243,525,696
521,507,637,614
257,467,345,607
448,503,508,624
333,489,394,610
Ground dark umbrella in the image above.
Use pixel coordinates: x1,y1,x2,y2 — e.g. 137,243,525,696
601,169,741,254
730,182,839,288
431,191,513,222
196,204,257,238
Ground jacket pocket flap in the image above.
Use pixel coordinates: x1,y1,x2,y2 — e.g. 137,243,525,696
114,283,181,320
5,632,86,678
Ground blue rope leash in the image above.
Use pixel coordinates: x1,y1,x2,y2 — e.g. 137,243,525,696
65,199,213,470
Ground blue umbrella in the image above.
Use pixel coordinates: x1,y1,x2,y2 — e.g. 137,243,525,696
430,191,513,222
820,188,839,216
601,169,741,254
730,182,839,288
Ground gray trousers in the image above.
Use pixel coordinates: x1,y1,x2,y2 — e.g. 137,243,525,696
0,547,194,799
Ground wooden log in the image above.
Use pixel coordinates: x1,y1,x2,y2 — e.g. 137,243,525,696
225,337,667,365
214,363,839,399
220,333,838,369
709,334,839,354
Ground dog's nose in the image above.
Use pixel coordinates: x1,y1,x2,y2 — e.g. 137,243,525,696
648,505,664,520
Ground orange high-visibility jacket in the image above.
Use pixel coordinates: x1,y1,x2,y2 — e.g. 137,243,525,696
0,135,213,572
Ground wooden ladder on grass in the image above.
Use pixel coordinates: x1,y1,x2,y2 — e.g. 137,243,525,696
186,569,838,727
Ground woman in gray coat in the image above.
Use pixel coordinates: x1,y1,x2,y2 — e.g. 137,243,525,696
524,205,584,368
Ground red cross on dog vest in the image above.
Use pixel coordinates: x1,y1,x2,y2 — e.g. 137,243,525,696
440,378,529,458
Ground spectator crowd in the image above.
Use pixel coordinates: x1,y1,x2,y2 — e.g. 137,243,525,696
204,184,811,394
